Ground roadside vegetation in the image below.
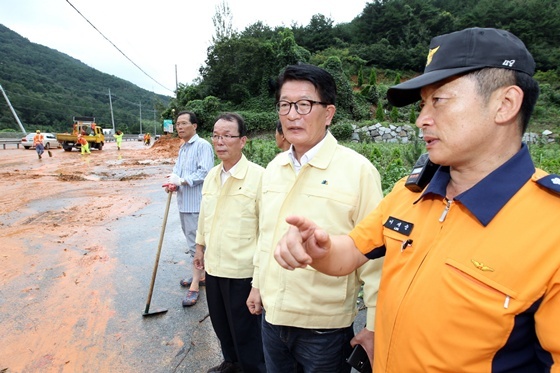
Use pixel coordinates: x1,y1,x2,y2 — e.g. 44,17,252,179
1,0,559,182
238,137,560,195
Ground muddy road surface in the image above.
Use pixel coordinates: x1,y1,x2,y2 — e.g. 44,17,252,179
0,138,222,372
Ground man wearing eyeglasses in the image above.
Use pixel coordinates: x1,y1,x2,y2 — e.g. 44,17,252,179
247,63,383,372
164,110,214,307
194,113,265,373
275,28,560,372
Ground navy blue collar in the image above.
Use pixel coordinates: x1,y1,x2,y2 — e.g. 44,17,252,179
421,143,535,226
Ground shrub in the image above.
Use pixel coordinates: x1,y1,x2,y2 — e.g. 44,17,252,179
409,107,417,124
330,122,354,141
240,138,560,195
237,111,278,134
390,106,399,122
185,96,223,131
375,105,384,122
243,138,279,167
530,143,560,174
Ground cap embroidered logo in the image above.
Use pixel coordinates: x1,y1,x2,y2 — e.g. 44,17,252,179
426,46,440,66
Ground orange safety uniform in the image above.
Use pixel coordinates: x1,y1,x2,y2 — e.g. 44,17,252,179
33,133,44,146
350,144,560,372
78,133,90,154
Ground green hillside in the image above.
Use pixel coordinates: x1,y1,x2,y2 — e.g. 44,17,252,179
2,0,559,138
0,24,171,135
162,0,560,135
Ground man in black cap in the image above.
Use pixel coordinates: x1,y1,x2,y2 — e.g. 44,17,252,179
274,28,560,372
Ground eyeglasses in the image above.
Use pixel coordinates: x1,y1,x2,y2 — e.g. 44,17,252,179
276,100,327,116
211,134,242,141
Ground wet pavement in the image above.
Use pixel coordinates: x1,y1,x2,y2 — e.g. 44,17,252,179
104,182,223,372
0,143,222,372
110,183,366,372
0,142,366,372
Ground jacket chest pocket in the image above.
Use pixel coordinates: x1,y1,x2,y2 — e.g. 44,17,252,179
444,258,518,310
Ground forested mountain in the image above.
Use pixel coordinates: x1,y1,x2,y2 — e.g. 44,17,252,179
2,0,559,136
0,24,170,134
165,0,559,133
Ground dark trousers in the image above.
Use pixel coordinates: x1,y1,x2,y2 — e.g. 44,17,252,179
205,273,266,373
262,315,354,373
35,143,44,155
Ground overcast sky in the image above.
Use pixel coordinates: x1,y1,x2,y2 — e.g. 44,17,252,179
1,0,369,96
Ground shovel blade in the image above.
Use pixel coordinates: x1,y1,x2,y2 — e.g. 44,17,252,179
142,307,168,317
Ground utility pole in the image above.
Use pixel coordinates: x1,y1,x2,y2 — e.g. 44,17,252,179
108,88,115,132
175,64,178,92
153,108,156,136
139,101,142,135
0,83,26,133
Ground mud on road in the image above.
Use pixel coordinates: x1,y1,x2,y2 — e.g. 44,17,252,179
0,138,222,372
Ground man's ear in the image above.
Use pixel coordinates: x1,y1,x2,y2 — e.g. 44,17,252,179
325,104,336,126
495,85,523,124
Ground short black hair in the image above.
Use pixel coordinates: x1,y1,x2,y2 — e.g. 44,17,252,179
214,112,247,137
466,68,539,134
275,63,337,105
515,72,540,134
176,110,198,124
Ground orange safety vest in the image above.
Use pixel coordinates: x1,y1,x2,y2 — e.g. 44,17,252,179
33,134,44,145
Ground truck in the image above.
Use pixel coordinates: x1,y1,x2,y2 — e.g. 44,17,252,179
57,116,105,152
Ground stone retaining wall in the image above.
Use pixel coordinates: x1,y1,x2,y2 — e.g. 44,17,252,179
352,123,557,144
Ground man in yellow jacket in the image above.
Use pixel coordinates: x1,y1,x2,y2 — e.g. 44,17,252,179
194,113,265,373
248,64,383,372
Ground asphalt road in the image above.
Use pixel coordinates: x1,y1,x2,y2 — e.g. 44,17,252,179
0,142,223,372
105,184,223,372
0,141,366,373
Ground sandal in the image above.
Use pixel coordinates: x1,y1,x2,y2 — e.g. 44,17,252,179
182,290,199,307
179,277,206,287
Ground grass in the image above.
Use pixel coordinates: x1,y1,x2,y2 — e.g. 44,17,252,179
244,138,560,195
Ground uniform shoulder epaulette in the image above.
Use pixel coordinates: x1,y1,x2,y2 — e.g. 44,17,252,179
536,174,560,195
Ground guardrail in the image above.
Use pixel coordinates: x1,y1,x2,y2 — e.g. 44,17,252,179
104,136,139,142
0,139,22,149
0,134,153,149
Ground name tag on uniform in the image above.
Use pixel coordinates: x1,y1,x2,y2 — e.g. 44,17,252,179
384,216,413,236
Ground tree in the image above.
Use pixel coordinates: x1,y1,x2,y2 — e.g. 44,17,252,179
409,106,417,124
175,84,203,108
357,65,364,88
321,56,356,119
199,35,276,104
390,106,399,122
275,28,311,70
369,68,377,86
375,104,384,122
294,14,335,53
212,0,234,43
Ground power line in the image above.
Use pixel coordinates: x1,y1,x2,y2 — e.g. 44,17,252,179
3,86,164,115
65,0,175,94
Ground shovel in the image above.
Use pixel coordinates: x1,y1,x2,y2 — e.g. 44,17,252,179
142,191,173,317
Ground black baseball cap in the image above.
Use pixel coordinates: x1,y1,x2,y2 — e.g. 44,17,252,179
387,27,536,107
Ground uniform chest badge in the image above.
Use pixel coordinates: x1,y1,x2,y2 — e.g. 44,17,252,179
383,216,413,236
471,259,494,272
